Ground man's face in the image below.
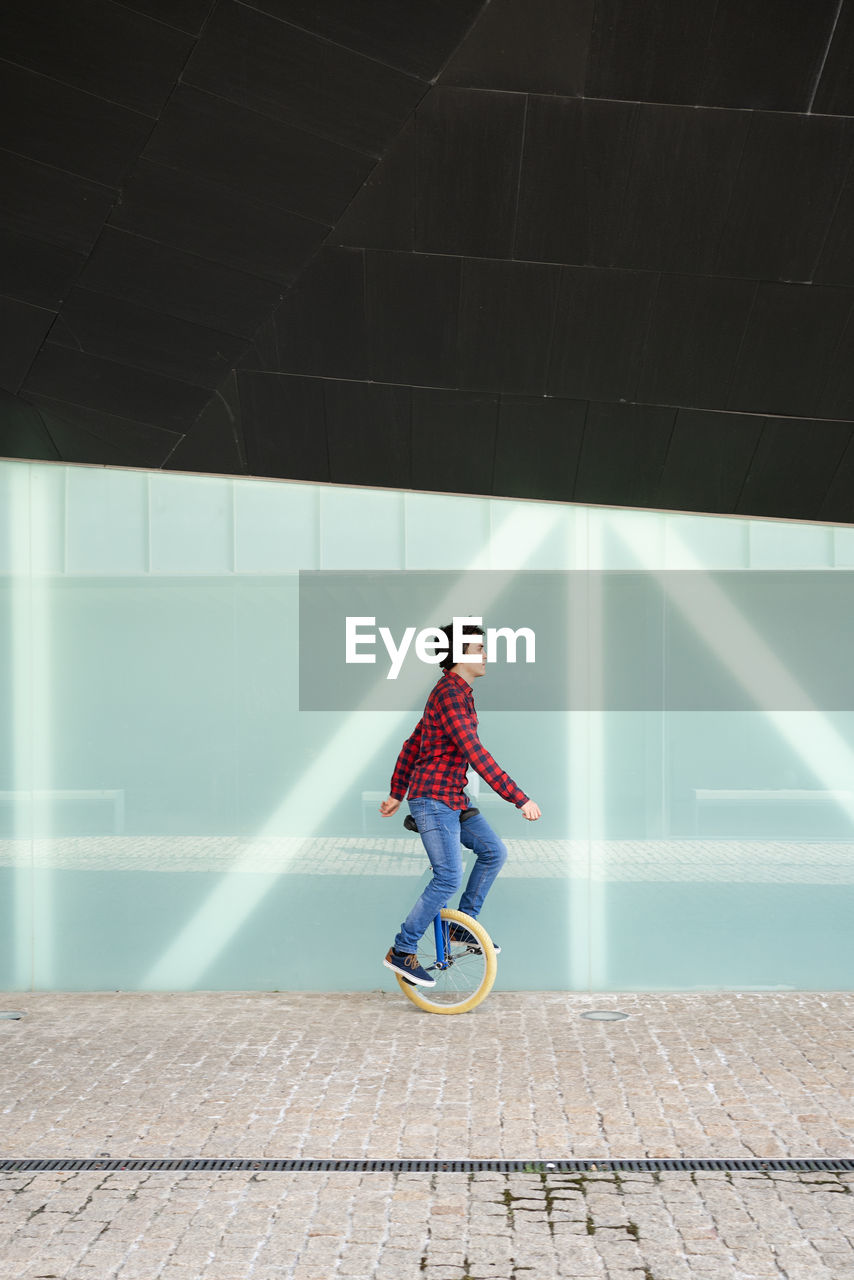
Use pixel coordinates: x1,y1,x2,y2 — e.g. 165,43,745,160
459,637,486,679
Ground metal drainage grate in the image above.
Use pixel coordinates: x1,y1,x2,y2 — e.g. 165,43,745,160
2,1157,854,1175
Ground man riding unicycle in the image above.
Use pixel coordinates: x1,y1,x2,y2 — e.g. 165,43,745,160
380,621,541,987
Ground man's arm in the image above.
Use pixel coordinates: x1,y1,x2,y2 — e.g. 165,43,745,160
437,693,529,808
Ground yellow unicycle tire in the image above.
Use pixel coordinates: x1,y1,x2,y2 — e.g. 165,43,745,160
395,908,497,1015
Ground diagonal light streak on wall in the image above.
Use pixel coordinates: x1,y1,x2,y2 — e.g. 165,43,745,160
563,507,598,990
6,463,58,988
9,464,34,988
610,512,854,827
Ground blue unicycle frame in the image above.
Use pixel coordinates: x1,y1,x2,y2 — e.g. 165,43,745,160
432,912,451,969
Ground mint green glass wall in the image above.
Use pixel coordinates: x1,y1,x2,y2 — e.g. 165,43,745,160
2,458,854,992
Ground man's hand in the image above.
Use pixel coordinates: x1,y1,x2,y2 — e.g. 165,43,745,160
380,796,401,817
521,800,541,821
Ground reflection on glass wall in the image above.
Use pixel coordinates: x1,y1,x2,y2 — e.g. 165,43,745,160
2,459,854,992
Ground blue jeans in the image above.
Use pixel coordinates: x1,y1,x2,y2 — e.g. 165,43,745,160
394,797,508,954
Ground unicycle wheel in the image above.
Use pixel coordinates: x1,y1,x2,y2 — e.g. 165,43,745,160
395,908,497,1015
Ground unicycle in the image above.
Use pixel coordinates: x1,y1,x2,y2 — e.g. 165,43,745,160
393,906,497,1015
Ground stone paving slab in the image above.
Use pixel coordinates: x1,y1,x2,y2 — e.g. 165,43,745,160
2,990,854,1278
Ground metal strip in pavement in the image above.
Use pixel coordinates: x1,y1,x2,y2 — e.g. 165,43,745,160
2,1158,853,1174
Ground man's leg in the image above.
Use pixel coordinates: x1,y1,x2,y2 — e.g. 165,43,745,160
457,809,507,919
393,799,463,953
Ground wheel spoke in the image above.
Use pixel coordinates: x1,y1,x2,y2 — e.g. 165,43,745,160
408,911,493,1009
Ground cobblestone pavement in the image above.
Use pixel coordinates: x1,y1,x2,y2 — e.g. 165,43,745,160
3,1167,853,1280
2,990,854,1278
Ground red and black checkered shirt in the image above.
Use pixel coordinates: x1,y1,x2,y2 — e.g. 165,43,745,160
390,669,528,810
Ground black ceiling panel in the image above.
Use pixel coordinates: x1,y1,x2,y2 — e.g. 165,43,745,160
814,165,854,288
218,368,243,438
366,251,461,387
324,381,411,488
0,0,195,117
715,113,854,283
0,150,116,255
0,296,56,393
331,119,415,251
574,401,677,508
613,106,751,275
0,63,151,188
697,0,839,111
493,396,586,501
737,417,853,520
819,310,854,422
144,84,373,225
79,229,284,339
441,0,594,95
245,0,484,80
47,288,246,391
547,266,658,402
810,1,854,116
515,97,637,267
27,395,182,467
118,0,214,37
819,435,854,523
274,247,368,380
0,390,61,460
0,228,83,310
637,275,757,410
183,0,423,156
415,88,525,258
588,0,840,112
515,97,747,275
111,160,324,286
457,258,560,395
238,372,328,480
587,0,717,105
728,282,854,418
655,408,763,515
164,372,247,475
411,388,498,496
238,317,280,375
25,344,210,430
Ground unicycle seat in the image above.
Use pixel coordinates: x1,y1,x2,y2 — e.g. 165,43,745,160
404,807,479,833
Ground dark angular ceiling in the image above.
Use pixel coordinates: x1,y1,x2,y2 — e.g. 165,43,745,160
3,0,854,521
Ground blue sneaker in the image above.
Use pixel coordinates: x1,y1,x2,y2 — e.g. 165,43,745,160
383,947,436,987
448,925,501,955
